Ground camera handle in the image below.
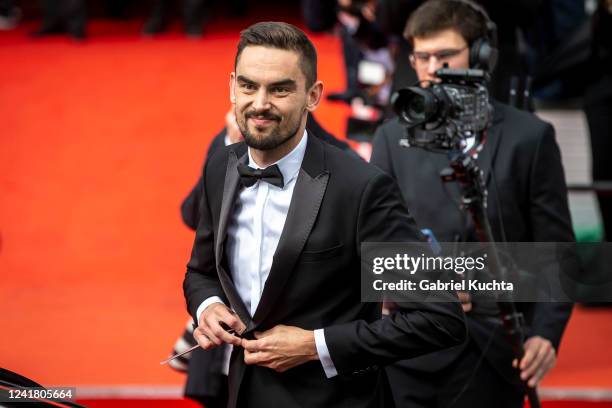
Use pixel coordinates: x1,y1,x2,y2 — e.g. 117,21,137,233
440,149,541,408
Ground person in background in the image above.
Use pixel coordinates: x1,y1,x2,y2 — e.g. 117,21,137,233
370,1,575,406
143,0,206,37
0,0,19,30
31,0,86,39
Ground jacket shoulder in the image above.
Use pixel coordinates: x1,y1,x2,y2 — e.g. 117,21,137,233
206,141,246,168
320,139,393,190
494,103,553,137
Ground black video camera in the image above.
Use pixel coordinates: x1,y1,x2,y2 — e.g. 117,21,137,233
391,67,493,152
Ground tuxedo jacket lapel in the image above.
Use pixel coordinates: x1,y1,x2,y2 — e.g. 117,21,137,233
253,135,330,326
216,146,253,330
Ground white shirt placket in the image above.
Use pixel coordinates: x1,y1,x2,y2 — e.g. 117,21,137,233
250,181,268,316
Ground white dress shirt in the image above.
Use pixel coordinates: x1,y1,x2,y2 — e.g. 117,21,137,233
196,130,337,378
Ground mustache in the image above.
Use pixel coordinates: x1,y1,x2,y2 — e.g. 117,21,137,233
245,110,281,121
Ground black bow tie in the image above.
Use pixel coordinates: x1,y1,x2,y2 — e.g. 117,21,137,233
237,162,285,188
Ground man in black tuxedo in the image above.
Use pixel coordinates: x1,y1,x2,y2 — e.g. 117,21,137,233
180,109,360,408
370,1,574,407
183,21,466,408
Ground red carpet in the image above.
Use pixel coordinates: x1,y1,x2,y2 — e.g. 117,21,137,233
1,15,611,405
74,400,612,408
76,400,201,407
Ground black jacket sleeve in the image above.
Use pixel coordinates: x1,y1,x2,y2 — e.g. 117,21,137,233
526,124,574,350
323,172,466,374
183,155,227,323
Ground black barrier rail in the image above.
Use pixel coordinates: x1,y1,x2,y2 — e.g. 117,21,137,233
568,182,612,194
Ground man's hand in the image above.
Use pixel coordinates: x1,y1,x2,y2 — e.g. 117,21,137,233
225,108,244,144
194,303,245,350
241,325,319,372
513,336,556,387
457,291,472,313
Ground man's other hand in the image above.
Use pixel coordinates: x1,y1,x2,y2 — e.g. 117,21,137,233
225,108,244,144
195,303,245,349
241,325,318,372
512,336,556,387
457,291,472,313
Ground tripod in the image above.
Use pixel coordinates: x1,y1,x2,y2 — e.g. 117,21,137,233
440,147,541,408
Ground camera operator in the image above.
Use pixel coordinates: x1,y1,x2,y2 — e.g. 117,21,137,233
375,0,543,105
370,1,575,407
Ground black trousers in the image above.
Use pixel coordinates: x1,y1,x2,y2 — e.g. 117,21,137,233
386,339,525,408
185,346,228,408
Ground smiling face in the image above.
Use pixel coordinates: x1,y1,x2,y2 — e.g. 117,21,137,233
230,45,322,157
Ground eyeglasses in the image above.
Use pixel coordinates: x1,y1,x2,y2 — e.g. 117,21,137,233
409,46,468,66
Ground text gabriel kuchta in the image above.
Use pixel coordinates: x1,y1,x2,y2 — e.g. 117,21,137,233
373,279,514,292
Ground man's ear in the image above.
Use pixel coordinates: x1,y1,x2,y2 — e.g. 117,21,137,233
306,80,323,113
229,72,236,104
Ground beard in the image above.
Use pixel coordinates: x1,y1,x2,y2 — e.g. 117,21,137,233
238,108,303,151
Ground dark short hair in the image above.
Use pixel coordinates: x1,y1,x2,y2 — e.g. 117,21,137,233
235,21,318,88
404,0,488,48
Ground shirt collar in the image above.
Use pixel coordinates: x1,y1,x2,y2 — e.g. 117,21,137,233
247,129,307,186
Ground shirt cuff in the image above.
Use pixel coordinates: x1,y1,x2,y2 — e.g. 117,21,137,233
314,328,338,378
195,296,225,325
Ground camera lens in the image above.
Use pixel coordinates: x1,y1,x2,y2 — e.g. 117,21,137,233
392,87,439,126
407,94,426,121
